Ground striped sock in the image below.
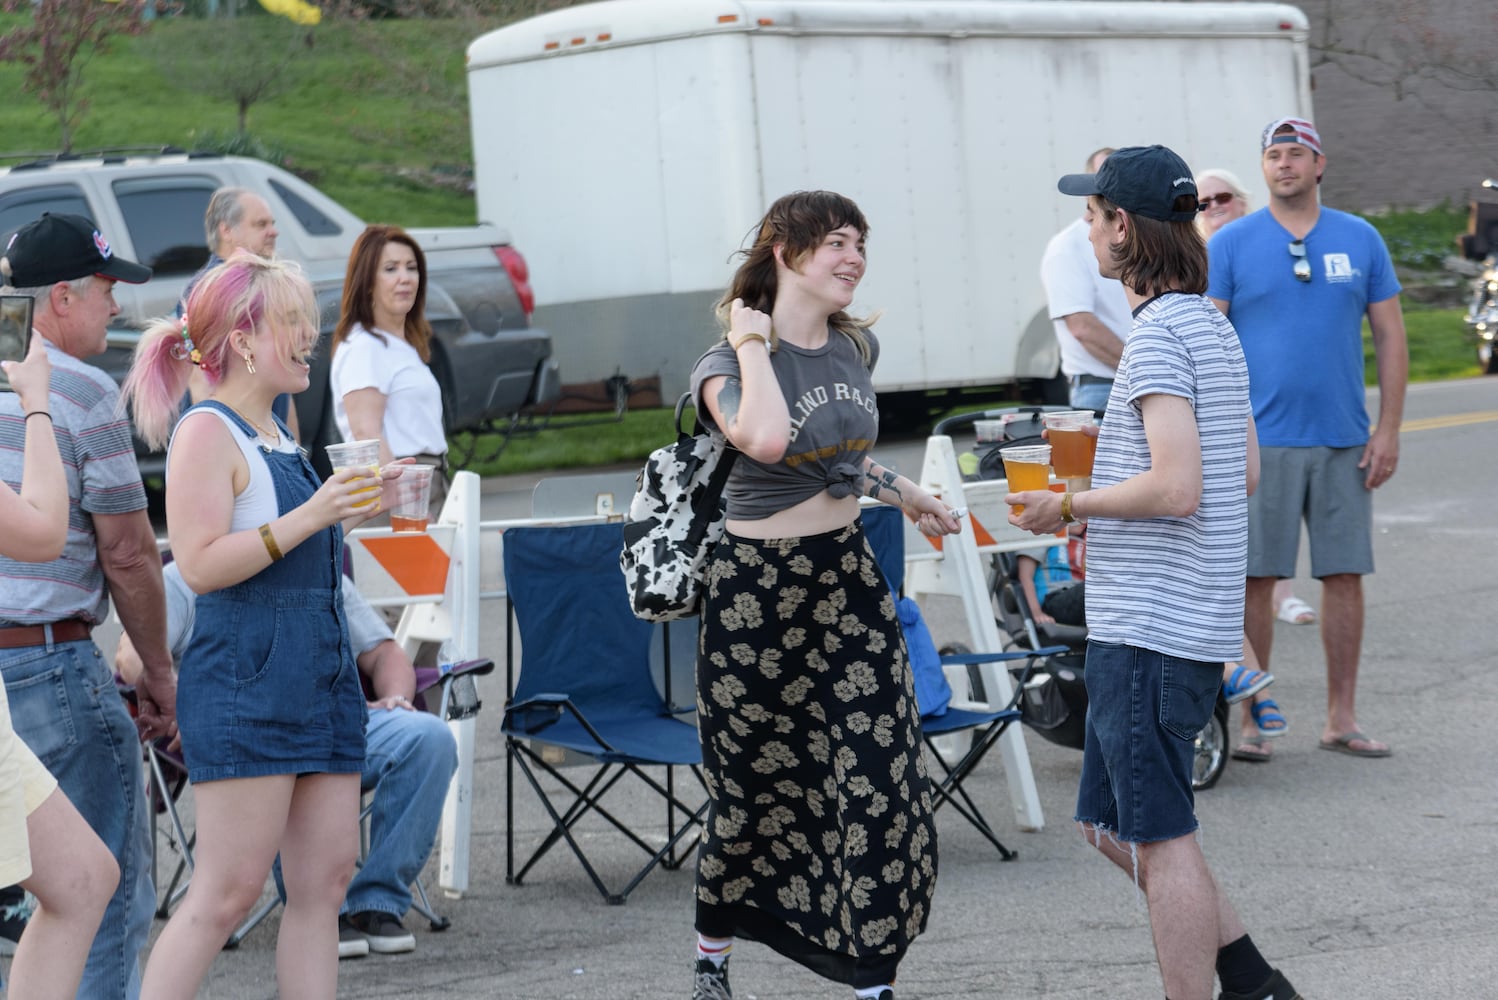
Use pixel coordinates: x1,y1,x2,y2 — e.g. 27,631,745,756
696,935,732,968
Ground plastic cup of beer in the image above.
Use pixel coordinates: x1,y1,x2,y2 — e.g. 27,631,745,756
388,465,434,533
1043,410,1098,490
326,439,382,507
1002,443,1052,514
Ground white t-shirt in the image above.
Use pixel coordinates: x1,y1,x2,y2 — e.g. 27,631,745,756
165,405,300,531
330,324,447,457
1040,218,1132,378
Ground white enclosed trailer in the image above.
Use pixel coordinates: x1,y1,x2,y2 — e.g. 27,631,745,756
467,0,1311,413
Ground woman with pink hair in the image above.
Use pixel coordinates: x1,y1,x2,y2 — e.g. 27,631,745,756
123,253,395,999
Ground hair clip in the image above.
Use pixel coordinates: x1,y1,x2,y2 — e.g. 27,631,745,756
171,314,203,365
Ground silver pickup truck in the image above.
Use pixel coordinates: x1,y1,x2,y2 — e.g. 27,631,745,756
0,150,560,479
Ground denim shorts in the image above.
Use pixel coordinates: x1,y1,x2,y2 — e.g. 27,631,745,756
1074,640,1221,844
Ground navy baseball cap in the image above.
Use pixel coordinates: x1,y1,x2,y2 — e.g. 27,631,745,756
1057,145,1201,223
1,212,152,287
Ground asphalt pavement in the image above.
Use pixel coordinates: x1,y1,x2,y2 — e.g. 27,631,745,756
23,377,1498,999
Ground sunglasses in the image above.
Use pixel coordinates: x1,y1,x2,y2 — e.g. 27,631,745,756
1288,239,1311,282
1198,192,1236,209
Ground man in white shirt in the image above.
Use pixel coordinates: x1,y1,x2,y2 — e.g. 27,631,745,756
1041,147,1133,412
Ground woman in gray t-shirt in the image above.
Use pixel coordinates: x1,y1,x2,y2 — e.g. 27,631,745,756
687,191,960,1000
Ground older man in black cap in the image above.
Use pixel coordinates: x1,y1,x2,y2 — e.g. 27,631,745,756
0,212,175,999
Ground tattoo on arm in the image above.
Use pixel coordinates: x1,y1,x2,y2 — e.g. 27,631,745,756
863,463,904,506
718,378,743,432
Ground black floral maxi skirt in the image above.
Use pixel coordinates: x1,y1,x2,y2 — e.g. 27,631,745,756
693,518,938,988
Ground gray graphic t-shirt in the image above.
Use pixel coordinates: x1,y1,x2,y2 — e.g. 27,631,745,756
690,329,880,520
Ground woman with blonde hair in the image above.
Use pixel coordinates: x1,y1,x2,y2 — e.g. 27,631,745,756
1195,167,1252,240
1196,168,1299,762
687,190,961,1000
123,253,394,999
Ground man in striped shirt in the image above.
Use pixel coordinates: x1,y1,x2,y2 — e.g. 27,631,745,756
0,213,176,998
1009,147,1300,1000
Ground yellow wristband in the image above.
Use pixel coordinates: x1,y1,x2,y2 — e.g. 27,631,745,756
1061,492,1076,524
258,523,284,562
730,332,769,352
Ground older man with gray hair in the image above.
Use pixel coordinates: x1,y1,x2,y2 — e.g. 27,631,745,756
179,186,298,435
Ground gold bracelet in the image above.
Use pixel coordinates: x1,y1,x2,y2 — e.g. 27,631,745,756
258,523,284,562
1061,492,1076,524
730,332,768,352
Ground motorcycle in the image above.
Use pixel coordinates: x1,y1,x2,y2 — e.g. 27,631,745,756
1462,179,1498,374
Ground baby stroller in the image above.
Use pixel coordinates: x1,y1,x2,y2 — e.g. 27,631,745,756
933,406,1230,791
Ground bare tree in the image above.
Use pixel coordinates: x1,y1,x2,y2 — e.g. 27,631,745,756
142,14,313,137
1307,0,1498,101
0,0,147,152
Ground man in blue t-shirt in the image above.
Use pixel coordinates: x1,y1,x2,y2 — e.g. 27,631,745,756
1208,117,1407,759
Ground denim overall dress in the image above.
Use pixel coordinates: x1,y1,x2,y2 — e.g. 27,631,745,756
174,401,366,783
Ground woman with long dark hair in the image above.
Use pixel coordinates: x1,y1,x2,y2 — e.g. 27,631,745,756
687,191,961,1000
331,225,449,513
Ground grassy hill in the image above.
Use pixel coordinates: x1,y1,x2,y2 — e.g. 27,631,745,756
0,13,503,225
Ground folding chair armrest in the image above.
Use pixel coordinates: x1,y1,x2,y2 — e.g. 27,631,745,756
502,694,618,753
415,657,496,699
940,645,1070,713
937,646,1068,667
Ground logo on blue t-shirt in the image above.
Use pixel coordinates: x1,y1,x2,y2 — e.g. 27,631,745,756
1321,252,1359,283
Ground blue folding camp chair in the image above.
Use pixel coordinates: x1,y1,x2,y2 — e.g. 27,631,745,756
861,504,1063,860
502,521,707,904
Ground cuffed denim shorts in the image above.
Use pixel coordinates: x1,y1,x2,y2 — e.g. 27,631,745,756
1074,640,1221,844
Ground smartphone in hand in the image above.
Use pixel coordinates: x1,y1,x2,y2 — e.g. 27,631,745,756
0,295,34,393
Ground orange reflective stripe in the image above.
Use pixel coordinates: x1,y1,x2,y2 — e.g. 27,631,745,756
359,534,451,597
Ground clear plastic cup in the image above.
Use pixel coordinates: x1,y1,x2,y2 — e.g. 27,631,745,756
388,465,434,532
326,439,382,507
1002,443,1052,514
974,419,1006,444
1042,410,1098,487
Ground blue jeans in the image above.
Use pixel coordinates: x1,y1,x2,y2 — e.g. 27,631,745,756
1074,640,1221,844
1,638,151,999
1069,378,1114,414
345,707,457,916
274,706,456,916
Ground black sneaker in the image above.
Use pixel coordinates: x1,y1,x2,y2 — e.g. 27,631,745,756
692,956,732,1000
337,914,370,959
0,887,32,957
348,910,416,954
1221,968,1303,1000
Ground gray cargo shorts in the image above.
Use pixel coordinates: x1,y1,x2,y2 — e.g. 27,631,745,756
1247,445,1373,579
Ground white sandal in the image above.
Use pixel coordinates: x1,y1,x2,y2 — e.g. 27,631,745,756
1275,595,1318,625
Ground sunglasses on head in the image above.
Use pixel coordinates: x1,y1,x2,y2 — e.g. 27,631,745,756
1198,192,1236,209
1288,239,1311,282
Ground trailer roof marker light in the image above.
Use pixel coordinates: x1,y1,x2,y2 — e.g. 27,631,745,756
543,40,560,50
597,32,612,41
570,35,586,45
718,13,738,23
1279,21,1292,29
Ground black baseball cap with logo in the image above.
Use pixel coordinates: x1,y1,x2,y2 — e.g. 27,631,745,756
1056,145,1201,223
1,212,152,287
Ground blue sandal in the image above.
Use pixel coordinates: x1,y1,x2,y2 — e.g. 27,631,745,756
1250,698,1289,739
1222,664,1274,705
